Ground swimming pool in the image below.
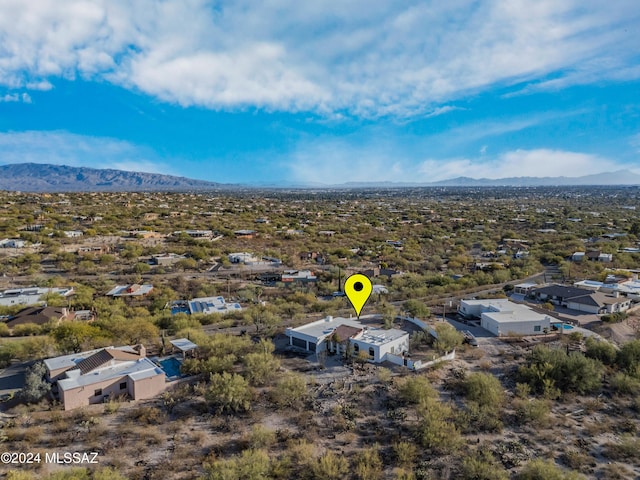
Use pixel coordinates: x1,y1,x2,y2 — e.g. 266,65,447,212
552,323,574,330
158,357,183,379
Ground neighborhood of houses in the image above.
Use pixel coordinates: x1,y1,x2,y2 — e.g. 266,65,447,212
3,269,640,411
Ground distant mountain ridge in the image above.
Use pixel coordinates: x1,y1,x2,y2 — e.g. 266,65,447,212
0,163,638,192
0,163,229,192
428,170,640,187
338,170,640,188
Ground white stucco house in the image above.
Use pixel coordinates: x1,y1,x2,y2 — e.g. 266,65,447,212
286,316,409,363
459,299,551,336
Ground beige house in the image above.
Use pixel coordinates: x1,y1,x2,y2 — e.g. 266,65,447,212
43,345,165,410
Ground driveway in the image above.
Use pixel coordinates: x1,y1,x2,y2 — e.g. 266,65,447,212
0,361,30,396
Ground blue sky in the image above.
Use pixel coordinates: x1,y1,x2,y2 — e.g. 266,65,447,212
0,0,639,185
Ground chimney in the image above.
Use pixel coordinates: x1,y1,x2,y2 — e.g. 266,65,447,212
134,344,146,357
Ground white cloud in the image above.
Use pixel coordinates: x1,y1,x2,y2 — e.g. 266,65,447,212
0,92,31,103
287,142,627,184
417,149,621,181
0,0,637,116
0,130,177,174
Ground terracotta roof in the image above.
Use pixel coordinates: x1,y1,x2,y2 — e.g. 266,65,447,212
332,325,363,342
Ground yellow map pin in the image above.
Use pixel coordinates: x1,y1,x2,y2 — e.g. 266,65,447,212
344,273,373,318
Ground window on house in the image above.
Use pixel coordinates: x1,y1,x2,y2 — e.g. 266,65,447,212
94,388,102,397
119,382,127,390
534,326,541,332
369,347,374,357
353,343,359,353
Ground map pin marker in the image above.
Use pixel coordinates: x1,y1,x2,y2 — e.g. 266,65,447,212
344,273,373,319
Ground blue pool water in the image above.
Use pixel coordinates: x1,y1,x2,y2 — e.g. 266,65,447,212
552,323,574,330
159,357,182,378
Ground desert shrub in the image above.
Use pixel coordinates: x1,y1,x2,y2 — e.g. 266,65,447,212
463,372,504,407
458,372,504,432
243,351,280,386
598,463,634,479
93,468,128,480
205,372,253,413
393,441,418,468
127,406,167,425
311,451,349,480
515,459,584,479
397,376,437,405
11,323,42,336
610,372,640,395
561,449,595,473
584,337,617,365
433,323,464,353
204,448,271,480
616,340,640,377
460,450,509,480
270,372,308,409
353,446,383,480
602,435,640,461
518,346,603,395
513,398,550,425
20,361,51,403
246,424,277,449
415,397,461,453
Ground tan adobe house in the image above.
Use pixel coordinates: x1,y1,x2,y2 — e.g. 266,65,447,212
43,345,165,410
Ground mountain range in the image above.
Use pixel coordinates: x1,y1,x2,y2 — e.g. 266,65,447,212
0,163,639,191
0,163,228,192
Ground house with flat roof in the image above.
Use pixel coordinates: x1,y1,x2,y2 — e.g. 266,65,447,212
188,296,242,315
286,316,409,363
106,284,154,297
281,270,317,284
43,345,165,410
459,299,551,336
0,287,74,307
151,253,186,266
0,238,26,248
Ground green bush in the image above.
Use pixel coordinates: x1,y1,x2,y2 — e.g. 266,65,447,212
515,459,584,479
584,337,617,365
518,346,604,395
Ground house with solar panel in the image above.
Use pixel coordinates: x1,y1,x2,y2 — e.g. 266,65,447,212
43,345,165,410
170,296,242,315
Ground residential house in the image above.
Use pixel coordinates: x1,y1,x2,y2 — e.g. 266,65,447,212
171,296,242,315
0,238,26,248
286,316,409,363
106,284,154,297
459,299,551,336
151,253,186,266
531,284,631,314
0,287,74,307
585,250,613,262
64,230,84,238
5,306,70,329
281,270,317,284
234,230,256,238
43,345,165,411
228,252,259,264
77,245,111,257
571,252,586,262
